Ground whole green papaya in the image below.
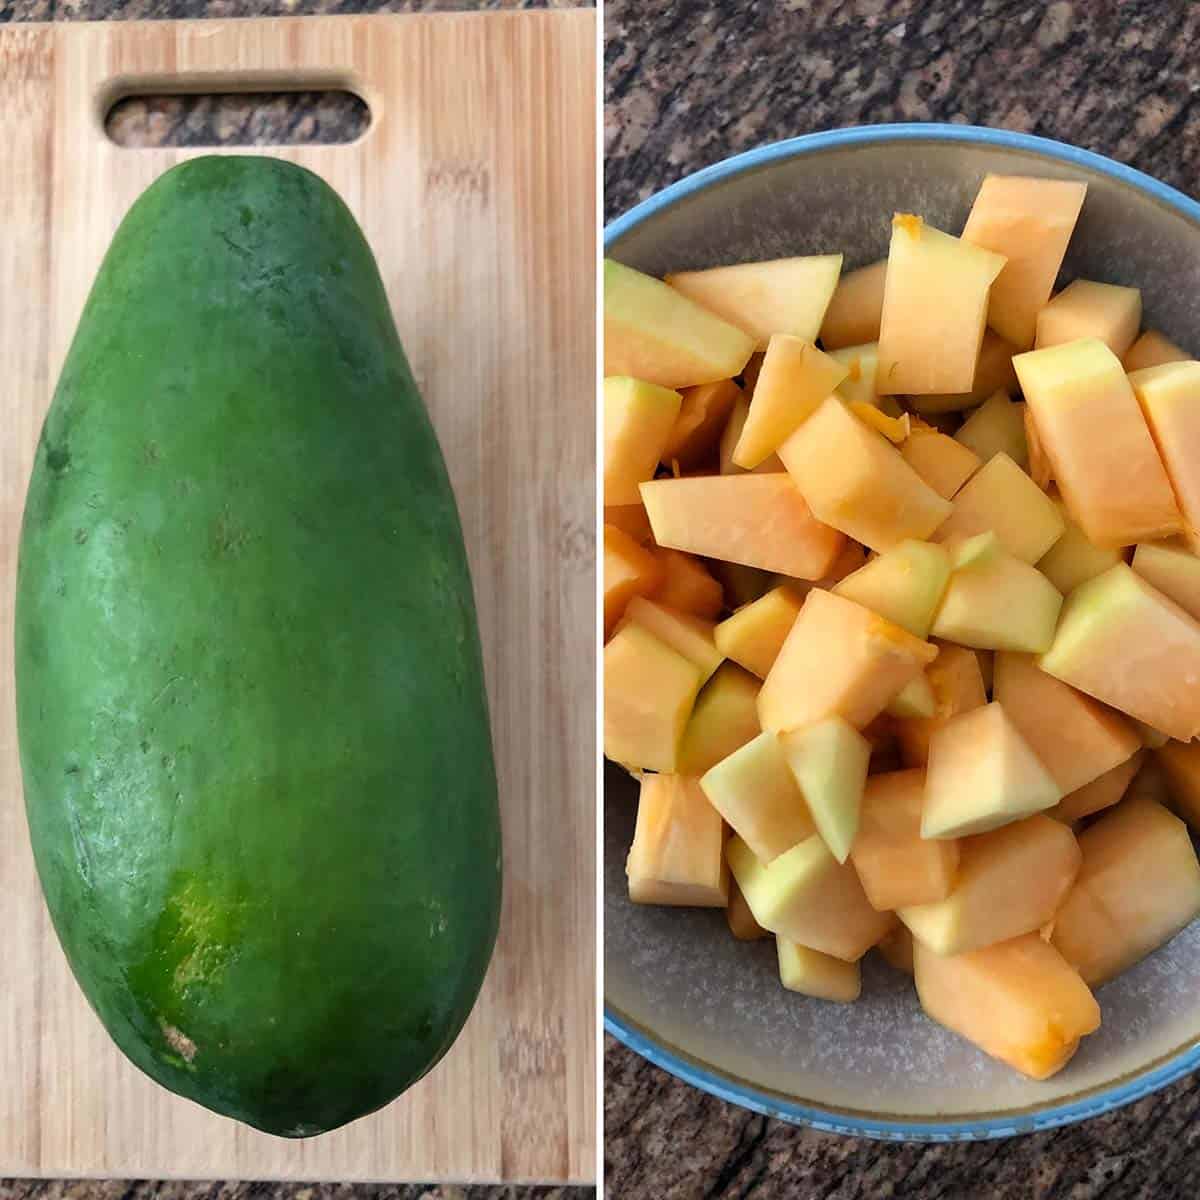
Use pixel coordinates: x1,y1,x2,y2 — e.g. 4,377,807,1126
16,157,501,1137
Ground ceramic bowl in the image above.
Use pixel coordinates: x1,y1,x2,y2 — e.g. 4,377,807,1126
604,123,1200,1140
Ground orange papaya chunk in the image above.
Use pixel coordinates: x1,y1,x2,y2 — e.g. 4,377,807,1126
961,174,1087,350
641,474,845,580
626,774,728,907
758,589,937,735
1051,799,1200,986
914,934,1099,1080
851,768,959,911
1013,338,1181,547
604,524,663,637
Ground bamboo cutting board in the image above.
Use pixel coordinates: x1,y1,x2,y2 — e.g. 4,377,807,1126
0,11,595,1184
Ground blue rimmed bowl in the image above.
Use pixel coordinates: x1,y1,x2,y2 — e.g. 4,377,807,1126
604,123,1200,1140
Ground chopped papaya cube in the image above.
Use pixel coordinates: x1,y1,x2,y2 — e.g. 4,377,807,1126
1131,539,1200,621
604,622,702,772
851,768,959,911
1013,338,1182,547
1039,563,1200,741
930,545,1063,653
604,259,755,388
619,596,723,684
653,547,724,619
935,452,1065,564
626,774,728,907
719,398,745,471
604,524,664,636
777,939,861,1002
954,391,1028,468
1051,799,1200,985
900,427,981,499
642,474,844,579
914,933,1099,1080
780,717,870,863
1155,738,1200,832
701,731,815,863
1130,360,1200,554
960,175,1087,349
902,815,1080,953
819,259,886,350
832,539,951,638
992,652,1141,794
1123,329,1189,372
1035,279,1141,358
1050,751,1143,823
604,376,682,506
897,645,987,767
726,874,769,941
662,378,741,469
726,834,892,961
733,335,848,468
1037,497,1125,595
718,395,785,475
666,254,843,350
1024,406,1054,491
677,662,761,777
921,703,1063,838
779,396,952,552
758,589,937,734
714,586,804,678
910,329,1021,415
877,214,1007,394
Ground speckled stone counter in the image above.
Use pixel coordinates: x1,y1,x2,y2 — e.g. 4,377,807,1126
605,2,1200,1197
0,2,592,1197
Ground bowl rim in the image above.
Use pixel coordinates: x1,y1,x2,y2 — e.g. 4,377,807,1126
603,121,1200,1141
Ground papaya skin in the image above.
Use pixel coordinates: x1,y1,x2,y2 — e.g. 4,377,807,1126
16,157,501,1137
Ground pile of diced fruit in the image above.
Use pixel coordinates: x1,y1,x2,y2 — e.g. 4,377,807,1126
604,173,1200,1081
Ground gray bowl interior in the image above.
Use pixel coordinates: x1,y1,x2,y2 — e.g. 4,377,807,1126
606,135,1200,1126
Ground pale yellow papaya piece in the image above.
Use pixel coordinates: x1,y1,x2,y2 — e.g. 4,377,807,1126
877,214,1006,394
1035,279,1141,358
666,254,843,350
605,258,755,387
733,335,848,469
777,939,861,1002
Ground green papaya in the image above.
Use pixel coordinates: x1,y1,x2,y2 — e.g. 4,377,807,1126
16,157,501,1137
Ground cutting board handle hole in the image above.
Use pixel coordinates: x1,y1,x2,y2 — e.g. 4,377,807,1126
104,89,370,148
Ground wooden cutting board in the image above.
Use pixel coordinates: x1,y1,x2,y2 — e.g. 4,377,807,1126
0,11,595,1184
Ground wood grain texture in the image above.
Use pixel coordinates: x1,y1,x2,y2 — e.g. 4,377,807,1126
0,11,596,1184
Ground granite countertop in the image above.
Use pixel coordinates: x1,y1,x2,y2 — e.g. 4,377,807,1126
605,1,1200,1197
1,3,591,1199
